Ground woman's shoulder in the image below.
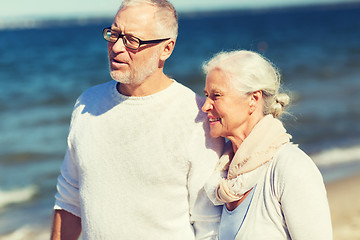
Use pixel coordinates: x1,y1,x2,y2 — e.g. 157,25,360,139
266,143,326,203
270,143,323,184
274,143,313,167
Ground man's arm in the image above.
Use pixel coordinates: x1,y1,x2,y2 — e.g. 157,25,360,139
51,209,82,240
188,114,224,240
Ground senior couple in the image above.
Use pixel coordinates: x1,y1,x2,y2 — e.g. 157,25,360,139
51,0,332,239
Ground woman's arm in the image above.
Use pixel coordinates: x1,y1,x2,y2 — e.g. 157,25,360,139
276,146,333,239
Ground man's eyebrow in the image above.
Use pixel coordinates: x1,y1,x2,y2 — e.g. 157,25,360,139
110,27,139,38
110,24,123,33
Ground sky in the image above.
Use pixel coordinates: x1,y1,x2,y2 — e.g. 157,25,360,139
0,0,358,22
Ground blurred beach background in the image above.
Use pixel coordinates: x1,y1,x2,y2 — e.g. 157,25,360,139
0,0,360,239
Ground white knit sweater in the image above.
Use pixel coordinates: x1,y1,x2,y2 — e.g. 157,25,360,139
54,80,224,240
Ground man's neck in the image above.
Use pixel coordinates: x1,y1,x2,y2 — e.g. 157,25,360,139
117,72,173,97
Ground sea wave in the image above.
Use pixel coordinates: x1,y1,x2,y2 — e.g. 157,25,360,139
0,17,110,30
0,186,38,210
311,145,360,167
0,225,49,240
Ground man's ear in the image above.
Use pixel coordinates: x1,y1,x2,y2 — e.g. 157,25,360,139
249,90,263,113
160,39,175,61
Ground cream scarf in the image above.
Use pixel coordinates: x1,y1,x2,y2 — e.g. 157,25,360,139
205,115,291,205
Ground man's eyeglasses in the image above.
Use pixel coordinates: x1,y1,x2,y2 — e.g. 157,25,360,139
103,27,170,50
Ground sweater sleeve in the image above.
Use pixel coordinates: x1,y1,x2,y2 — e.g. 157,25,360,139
187,119,224,240
275,145,333,240
54,102,82,218
54,146,81,217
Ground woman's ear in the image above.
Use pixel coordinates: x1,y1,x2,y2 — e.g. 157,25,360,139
249,91,263,113
159,39,175,61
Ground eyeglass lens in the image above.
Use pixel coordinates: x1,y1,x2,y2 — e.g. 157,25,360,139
104,29,140,50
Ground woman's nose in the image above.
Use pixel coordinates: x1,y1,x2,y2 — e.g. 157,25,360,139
202,98,213,113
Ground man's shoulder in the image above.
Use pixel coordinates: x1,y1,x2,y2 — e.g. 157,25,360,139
80,81,115,98
72,81,116,116
172,80,206,109
172,80,197,95
78,81,115,104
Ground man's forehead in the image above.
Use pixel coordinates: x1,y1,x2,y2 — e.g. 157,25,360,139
112,4,157,34
116,4,156,22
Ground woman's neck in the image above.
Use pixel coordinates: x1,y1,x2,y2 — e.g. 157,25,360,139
229,113,265,153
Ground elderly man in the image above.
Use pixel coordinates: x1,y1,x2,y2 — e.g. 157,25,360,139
51,0,223,239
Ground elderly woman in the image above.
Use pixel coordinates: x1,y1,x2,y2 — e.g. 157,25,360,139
202,50,332,240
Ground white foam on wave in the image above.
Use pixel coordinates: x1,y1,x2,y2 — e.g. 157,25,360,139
0,186,37,210
0,225,49,240
311,145,360,167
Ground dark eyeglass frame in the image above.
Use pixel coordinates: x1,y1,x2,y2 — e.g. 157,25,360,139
103,27,170,50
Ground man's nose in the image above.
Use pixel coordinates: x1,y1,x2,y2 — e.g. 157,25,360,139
109,38,126,52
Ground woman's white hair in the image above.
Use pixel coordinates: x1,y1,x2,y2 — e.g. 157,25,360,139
119,0,178,39
203,50,290,118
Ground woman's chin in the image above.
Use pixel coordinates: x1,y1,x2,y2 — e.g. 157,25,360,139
209,130,222,139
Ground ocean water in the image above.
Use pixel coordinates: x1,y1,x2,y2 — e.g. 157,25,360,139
0,3,360,238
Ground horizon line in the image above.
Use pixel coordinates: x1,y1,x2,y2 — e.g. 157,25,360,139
0,1,359,30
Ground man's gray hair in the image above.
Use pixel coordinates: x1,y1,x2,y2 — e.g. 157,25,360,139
120,0,178,39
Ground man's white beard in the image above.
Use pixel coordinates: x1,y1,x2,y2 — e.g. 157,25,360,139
110,53,159,85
